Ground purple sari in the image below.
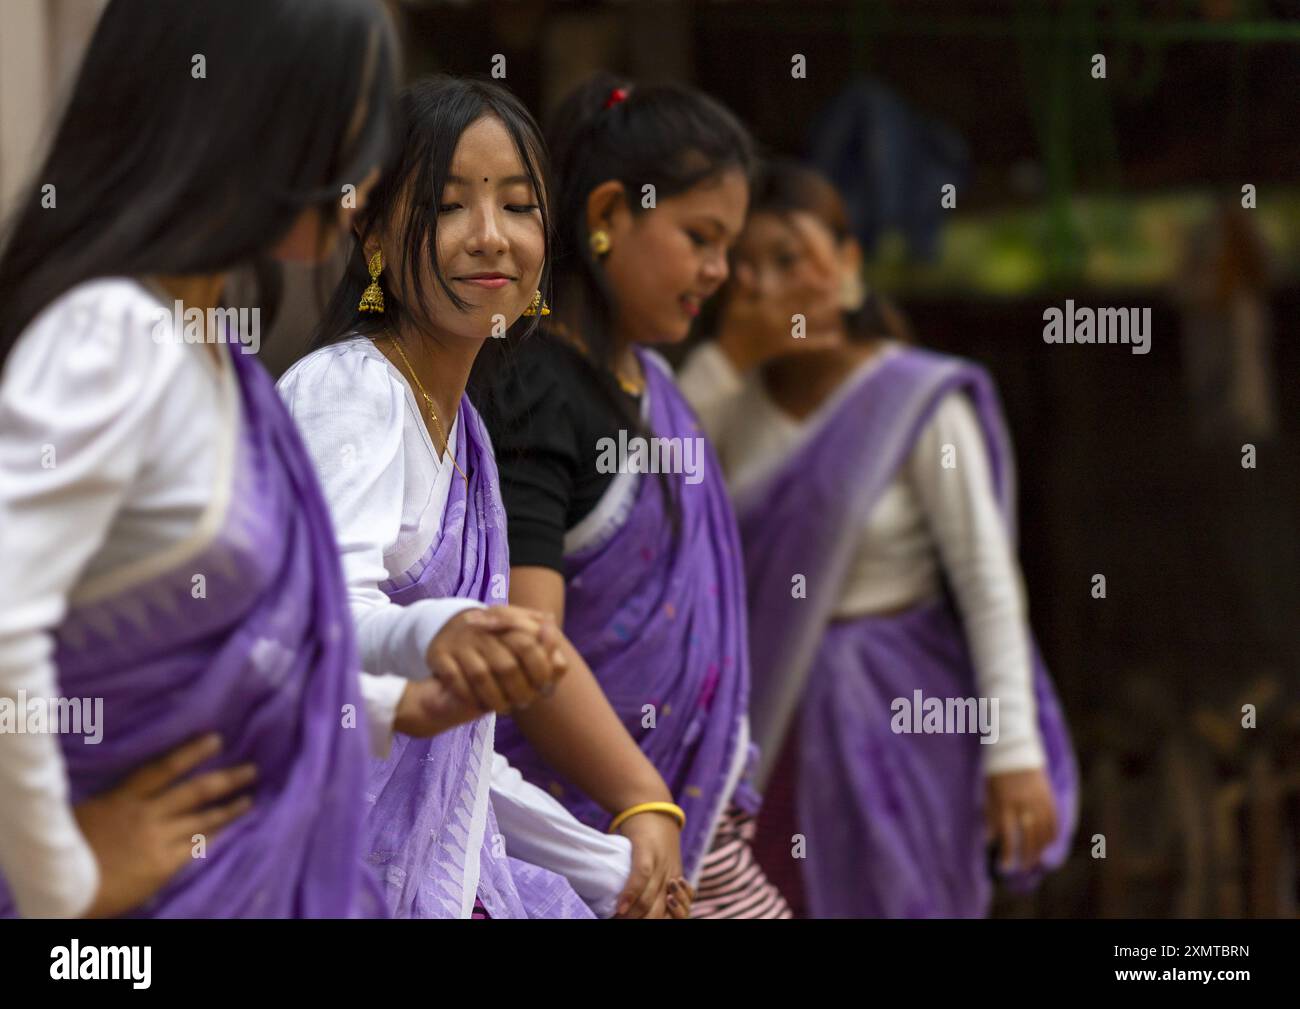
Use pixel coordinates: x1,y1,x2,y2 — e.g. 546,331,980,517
494,349,754,882
362,396,594,919
0,344,382,917
736,347,1079,917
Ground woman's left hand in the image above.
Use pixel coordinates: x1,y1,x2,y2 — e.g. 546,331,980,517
613,811,684,919
666,877,694,919
984,768,1059,873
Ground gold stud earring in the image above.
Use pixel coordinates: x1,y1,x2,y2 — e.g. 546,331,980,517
589,229,611,256
521,290,551,316
358,250,385,313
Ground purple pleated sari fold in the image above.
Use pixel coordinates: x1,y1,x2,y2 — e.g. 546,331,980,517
1,345,383,918
362,396,593,919
494,349,754,881
735,347,1079,917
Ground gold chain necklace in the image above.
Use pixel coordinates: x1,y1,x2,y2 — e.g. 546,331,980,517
387,337,469,486
548,320,645,396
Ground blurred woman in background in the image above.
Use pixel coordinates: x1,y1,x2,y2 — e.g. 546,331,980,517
679,160,1078,917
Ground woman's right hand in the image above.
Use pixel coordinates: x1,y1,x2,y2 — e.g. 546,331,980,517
425,605,569,715
73,732,257,918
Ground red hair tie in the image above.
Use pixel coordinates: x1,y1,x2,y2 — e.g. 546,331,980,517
603,86,630,110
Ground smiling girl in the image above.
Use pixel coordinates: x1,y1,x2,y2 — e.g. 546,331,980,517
477,73,790,918
280,76,690,919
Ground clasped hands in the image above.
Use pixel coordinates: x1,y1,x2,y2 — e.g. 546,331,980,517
395,605,569,737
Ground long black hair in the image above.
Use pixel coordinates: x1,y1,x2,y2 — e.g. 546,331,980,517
313,75,551,350
544,70,755,376
508,71,755,534
0,0,399,366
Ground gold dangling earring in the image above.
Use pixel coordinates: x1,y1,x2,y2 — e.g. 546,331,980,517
521,290,551,316
358,250,385,314
589,229,611,256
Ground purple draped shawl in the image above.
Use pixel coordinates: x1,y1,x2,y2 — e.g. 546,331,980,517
495,349,753,882
1,344,383,917
362,396,593,919
735,347,1079,917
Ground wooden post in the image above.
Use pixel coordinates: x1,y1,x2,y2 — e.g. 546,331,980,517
1246,753,1282,917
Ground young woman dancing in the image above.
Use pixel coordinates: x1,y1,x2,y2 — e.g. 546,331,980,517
281,76,693,918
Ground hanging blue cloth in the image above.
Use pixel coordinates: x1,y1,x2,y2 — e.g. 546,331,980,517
808,79,969,261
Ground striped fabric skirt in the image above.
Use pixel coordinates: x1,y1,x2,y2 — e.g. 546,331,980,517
471,807,791,919
690,804,793,919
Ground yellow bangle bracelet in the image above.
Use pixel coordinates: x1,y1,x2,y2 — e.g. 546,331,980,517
608,801,686,834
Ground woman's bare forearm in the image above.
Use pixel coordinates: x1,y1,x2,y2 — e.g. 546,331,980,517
510,638,671,811
508,566,672,813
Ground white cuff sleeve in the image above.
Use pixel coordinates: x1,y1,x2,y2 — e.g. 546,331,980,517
358,672,409,759
488,751,632,918
354,596,484,681
981,733,1048,776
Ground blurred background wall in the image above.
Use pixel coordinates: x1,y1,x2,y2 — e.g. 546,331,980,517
2,0,1297,918
0,0,106,217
